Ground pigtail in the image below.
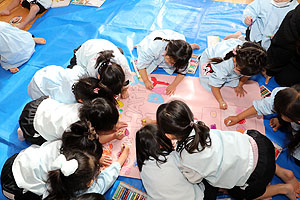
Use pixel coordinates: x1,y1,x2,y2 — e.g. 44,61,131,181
153,37,171,42
157,100,211,156
209,50,235,64
79,97,119,132
45,151,99,200
61,120,103,160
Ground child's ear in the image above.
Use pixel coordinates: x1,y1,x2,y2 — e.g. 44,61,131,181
298,120,300,124
97,74,100,79
77,99,83,103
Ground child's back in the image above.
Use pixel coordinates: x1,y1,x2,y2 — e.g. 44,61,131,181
199,38,244,91
140,151,204,200
0,22,35,71
177,128,254,188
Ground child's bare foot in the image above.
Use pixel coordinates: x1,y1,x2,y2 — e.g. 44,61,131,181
9,67,19,73
190,43,200,49
284,183,298,200
283,169,300,194
224,31,242,40
0,9,10,16
33,37,46,44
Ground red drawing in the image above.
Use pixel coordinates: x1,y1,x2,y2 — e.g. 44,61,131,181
151,77,170,87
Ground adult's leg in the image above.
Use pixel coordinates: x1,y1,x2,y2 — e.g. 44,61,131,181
274,63,300,87
16,4,40,29
0,0,20,16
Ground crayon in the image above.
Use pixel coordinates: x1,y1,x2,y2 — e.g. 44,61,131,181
114,186,122,198
118,187,125,199
121,188,128,199
124,190,131,200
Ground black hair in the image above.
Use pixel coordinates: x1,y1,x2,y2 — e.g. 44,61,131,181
274,84,300,154
61,120,103,160
45,150,100,200
136,124,173,171
72,76,117,105
95,50,126,96
156,100,211,155
209,41,267,76
154,37,192,72
79,97,119,133
71,193,105,200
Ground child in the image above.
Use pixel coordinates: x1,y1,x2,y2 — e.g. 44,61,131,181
0,21,46,73
242,0,298,50
18,97,124,145
199,38,267,109
156,100,299,200
28,65,116,104
224,84,300,166
68,39,132,99
0,0,51,30
136,29,200,95
136,124,204,200
1,138,130,199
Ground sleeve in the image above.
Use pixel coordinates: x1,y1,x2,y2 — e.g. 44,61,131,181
84,162,121,195
242,0,260,24
252,87,286,115
136,45,157,70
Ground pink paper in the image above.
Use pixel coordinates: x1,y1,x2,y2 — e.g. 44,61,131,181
103,73,265,179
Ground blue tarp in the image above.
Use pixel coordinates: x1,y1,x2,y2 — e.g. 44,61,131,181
0,1,298,199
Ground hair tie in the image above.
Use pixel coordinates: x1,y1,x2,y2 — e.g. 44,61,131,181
232,49,237,55
51,154,78,176
87,121,98,140
93,88,100,94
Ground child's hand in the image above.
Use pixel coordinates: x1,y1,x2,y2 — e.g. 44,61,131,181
166,84,176,95
219,101,228,110
145,80,154,90
244,16,253,26
234,86,247,97
115,121,128,131
100,155,113,167
224,116,239,126
270,118,281,131
141,117,156,126
117,144,130,166
114,130,126,140
120,88,129,99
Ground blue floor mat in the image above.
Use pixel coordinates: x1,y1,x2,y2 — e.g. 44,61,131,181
0,1,296,200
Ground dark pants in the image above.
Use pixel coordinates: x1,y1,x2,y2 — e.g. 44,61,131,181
1,154,41,200
19,96,48,145
203,130,276,200
21,0,46,14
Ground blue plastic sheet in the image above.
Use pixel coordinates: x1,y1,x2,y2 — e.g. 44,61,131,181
0,1,297,200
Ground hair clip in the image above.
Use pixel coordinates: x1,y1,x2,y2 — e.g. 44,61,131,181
93,88,100,94
232,49,237,55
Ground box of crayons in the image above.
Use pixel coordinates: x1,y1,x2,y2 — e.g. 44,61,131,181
187,54,199,74
260,85,271,98
113,181,148,200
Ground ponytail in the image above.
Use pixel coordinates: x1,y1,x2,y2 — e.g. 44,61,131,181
209,50,235,64
154,37,171,42
45,150,99,200
61,120,103,160
157,100,211,156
